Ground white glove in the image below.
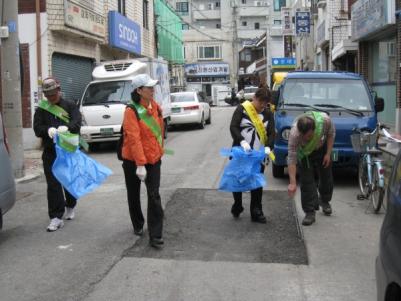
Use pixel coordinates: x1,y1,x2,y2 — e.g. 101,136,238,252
48,127,57,139
265,147,271,155
57,126,69,133
240,140,251,152
136,166,147,181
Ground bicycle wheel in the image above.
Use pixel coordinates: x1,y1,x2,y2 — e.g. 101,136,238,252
358,157,369,196
371,164,384,213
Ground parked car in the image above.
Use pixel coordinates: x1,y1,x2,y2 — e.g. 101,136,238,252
376,149,401,300
236,86,258,102
272,71,384,177
0,114,16,229
170,92,211,129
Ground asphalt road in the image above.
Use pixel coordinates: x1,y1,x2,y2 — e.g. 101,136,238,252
0,105,384,301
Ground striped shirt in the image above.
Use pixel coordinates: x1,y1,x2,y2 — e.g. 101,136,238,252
287,113,335,165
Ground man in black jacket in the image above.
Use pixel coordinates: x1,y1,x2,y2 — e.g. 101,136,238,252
229,86,275,223
33,77,81,232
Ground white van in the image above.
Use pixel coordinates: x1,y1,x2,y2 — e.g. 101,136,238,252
79,58,171,148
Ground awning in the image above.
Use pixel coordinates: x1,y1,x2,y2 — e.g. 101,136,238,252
331,39,358,61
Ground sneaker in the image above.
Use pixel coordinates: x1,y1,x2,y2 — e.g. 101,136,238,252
302,212,316,226
47,218,64,232
64,208,75,220
321,203,332,216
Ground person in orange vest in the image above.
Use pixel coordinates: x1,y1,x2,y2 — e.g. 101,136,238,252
229,86,275,223
121,74,165,249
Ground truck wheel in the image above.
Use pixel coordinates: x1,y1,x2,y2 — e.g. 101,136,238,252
206,110,211,124
272,163,285,178
164,119,168,139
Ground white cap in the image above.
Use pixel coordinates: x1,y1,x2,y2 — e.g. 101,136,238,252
132,74,158,90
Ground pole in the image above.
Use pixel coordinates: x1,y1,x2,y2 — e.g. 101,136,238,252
35,0,42,100
232,1,238,89
1,0,25,178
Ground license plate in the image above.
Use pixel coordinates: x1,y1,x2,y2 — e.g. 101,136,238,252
172,107,181,113
100,128,114,136
331,149,339,162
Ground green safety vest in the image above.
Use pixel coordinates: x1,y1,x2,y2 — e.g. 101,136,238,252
297,111,324,161
38,99,88,151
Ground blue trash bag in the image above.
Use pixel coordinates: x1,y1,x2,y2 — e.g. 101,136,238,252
219,146,266,192
52,144,113,199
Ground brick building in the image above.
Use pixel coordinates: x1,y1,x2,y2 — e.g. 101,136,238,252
1,0,157,149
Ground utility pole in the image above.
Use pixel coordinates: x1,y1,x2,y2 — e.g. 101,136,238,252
232,1,238,89
1,0,25,178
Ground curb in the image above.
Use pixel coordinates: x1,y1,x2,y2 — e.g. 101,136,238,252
15,172,43,184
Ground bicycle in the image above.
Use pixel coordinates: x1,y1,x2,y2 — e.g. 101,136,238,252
351,123,387,213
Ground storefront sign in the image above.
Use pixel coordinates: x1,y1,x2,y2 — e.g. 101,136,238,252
284,36,293,57
295,11,310,36
64,0,106,37
272,57,296,69
351,0,395,41
185,63,229,76
108,11,141,54
281,7,293,36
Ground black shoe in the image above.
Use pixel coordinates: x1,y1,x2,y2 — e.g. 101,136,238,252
321,203,332,216
231,205,244,218
149,237,164,249
251,209,267,224
302,213,316,226
134,228,143,236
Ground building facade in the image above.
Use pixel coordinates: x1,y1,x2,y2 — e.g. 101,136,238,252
15,0,157,149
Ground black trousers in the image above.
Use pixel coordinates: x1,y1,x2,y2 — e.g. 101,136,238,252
298,146,333,214
42,148,77,219
122,160,163,239
232,164,265,216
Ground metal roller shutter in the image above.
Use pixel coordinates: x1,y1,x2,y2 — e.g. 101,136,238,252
52,53,94,102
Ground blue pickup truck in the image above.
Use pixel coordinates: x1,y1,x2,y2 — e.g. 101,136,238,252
272,71,384,178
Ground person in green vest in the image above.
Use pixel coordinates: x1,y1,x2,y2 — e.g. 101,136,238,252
287,111,335,226
33,77,82,232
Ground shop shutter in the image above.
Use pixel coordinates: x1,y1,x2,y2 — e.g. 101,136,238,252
52,53,94,102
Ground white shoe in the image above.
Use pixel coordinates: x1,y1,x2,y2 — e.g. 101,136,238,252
47,218,64,232
64,208,75,220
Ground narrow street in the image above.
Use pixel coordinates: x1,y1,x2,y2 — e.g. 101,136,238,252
0,106,384,301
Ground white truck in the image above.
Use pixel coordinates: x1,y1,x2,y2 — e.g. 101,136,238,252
211,85,231,106
79,58,171,149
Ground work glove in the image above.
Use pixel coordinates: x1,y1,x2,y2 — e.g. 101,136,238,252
48,127,57,139
57,126,69,133
136,166,147,181
240,140,251,152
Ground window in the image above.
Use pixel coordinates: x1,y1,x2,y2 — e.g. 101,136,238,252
274,0,286,11
215,1,220,7
274,19,282,25
242,0,246,3
182,24,189,30
117,0,126,16
197,45,221,60
143,0,149,29
176,2,189,15
255,22,260,29
242,21,247,26
371,38,397,83
208,3,214,10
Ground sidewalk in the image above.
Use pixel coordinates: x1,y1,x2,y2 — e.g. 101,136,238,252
16,149,43,184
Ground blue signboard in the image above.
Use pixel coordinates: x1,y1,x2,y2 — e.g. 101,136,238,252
272,57,296,69
295,11,310,35
108,11,141,54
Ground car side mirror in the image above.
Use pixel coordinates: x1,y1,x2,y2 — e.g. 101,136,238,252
271,90,280,106
375,97,384,113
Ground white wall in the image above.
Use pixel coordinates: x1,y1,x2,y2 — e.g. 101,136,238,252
18,13,49,149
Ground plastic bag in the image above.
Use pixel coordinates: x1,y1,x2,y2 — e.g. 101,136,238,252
219,146,266,192
52,144,112,199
